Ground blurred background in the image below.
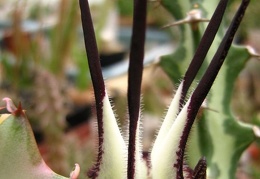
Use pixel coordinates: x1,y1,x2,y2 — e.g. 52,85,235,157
0,0,260,178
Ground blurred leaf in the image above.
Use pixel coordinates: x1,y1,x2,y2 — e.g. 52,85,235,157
0,108,68,179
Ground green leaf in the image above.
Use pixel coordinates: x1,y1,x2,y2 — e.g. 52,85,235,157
0,107,68,179
194,46,255,179
159,0,257,178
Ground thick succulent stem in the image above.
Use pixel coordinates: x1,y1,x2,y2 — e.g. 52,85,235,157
175,0,250,177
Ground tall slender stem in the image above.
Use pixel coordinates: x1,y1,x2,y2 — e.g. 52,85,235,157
79,0,105,177
180,0,229,108
127,0,147,178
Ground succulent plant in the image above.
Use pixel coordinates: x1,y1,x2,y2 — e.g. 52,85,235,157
159,0,260,178
79,0,255,178
0,98,77,179
0,0,258,179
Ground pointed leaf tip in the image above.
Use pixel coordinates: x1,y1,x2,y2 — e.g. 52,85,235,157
14,102,24,117
2,98,24,116
192,157,207,179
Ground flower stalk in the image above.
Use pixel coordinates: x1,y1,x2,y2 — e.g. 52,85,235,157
127,0,147,178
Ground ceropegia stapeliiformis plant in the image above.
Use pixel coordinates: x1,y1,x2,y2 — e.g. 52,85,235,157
0,0,259,178
79,0,253,178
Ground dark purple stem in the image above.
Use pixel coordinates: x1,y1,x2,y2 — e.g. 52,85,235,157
180,0,229,108
127,0,147,178
192,157,207,179
175,0,250,178
79,0,105,177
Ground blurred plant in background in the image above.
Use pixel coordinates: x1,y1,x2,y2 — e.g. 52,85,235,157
0,0,130,177
0,0,94,176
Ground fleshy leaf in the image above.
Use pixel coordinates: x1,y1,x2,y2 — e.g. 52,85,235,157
88,93,126,178
151,98,189,178
195,46,255,179
0,99,68,179
151,82,183,167
159,0,255,178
